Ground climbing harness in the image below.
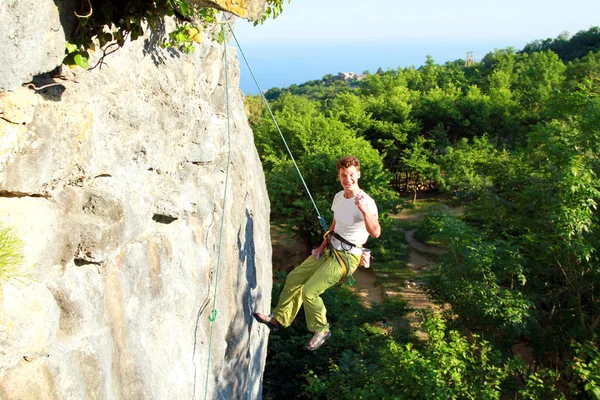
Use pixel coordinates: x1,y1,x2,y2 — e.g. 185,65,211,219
324,230,360,286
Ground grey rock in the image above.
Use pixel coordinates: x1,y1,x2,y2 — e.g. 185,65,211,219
0,0,66,91
0,3,272,400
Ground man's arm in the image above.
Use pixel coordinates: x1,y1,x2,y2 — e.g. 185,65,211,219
356,197,381,238
362,210,381,238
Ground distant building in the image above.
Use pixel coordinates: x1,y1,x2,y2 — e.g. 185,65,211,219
337,72,357,81
356,74,368,81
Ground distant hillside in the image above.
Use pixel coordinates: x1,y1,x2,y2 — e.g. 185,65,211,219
261,26,600,102
520,26,600,62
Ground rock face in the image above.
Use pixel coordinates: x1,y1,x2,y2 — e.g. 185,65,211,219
191,0,267,20
0,0,67,91
0,2,273,399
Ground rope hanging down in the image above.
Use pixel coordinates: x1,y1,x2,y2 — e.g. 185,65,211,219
227,22,328,233
197,16,233,400
196,15,331,400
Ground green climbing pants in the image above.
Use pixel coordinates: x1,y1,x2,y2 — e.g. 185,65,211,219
273,248,361,333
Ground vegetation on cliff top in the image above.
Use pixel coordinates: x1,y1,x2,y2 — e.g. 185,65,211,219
65,0,287,68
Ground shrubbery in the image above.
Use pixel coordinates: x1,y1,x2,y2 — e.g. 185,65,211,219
0,222,23,282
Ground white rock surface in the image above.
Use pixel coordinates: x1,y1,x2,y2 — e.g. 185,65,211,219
0,4,272,399
0,0,66,91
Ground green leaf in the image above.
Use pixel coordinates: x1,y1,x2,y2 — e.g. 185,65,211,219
66,43,78,53
180,1,190,16
73,53,88,69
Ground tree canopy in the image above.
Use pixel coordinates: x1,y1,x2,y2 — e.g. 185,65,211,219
248,26,600,398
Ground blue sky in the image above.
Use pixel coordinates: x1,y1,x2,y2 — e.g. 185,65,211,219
231,0,600,93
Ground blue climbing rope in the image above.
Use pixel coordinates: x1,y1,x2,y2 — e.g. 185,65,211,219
202,17,233,400
227,22,328,233
197,15,334,399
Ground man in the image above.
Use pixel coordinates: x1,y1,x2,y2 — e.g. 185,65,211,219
253,155,381,351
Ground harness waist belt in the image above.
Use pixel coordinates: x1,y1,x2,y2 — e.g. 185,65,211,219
329,231,363,255
332,232,358,247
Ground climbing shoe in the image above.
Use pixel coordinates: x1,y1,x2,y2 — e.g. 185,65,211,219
252,313,280,332
305,330,331,351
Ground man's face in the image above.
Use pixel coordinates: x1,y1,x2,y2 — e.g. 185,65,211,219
338,166,361,191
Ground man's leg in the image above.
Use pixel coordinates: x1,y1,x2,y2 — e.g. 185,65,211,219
272,255,325,328
303,251,361,333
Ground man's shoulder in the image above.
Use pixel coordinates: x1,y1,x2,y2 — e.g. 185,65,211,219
331,191,345,208
361,191,379,214
361,190,376,203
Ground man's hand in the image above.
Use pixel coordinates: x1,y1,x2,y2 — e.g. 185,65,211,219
311,247,324,260
354,194,368,213
360,250,371,268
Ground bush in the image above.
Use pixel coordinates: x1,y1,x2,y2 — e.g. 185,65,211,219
263,274,412,400
0,222,24,282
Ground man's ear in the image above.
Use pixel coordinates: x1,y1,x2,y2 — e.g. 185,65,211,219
357,170,361,179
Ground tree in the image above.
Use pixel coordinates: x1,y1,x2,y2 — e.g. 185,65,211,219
402,136,440,203
422,82,600,392
362,85,420,172
512,51,566,120
438,135,507,199
413,84,464,142
521,26,600,62
326,92,372,134
564,51,600,92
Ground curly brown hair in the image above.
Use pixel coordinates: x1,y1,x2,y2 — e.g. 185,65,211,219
336,156,360,172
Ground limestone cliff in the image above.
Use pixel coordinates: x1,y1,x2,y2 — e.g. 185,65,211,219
0,1,273,399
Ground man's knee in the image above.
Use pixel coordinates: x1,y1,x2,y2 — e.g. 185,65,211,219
302,287,325,304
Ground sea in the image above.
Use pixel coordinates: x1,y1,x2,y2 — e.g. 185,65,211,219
232,39,529,94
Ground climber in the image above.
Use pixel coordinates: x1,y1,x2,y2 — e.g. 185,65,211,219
253,155,381,351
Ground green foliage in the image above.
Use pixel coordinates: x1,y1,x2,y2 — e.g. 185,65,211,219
402,137,440,180
64,0,286,67
521,27,600,63
252,92,401,248
379,311,515,399
421,209,533,337
418,81,600,393
572,339,600,399
262,76,353,102
253,0,288,25
438,135,510,199
250,27,600,399
0,222,24,282
263,272,412,400
513,51,566,119
303,310,518,399
565,51,600,92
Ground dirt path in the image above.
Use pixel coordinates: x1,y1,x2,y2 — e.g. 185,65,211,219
270,215,443,317
349,265,382,306
389,213,445,334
